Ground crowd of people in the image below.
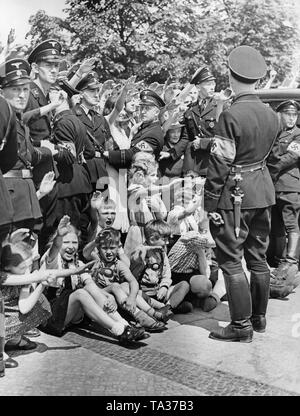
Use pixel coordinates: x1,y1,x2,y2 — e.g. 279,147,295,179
0,33,300,374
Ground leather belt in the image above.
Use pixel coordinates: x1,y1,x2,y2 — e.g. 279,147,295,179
3,169,33,179
230,160,266,174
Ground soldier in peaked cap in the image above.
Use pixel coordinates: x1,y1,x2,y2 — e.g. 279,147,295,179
0,58,45,230
181,66,224,178
73,71,109,192
25,39,63,253
26,39,62,146
267,99,300,285
204,45,280,343
104,89,165,168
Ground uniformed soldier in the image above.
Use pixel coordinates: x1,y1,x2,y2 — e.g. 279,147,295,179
267,100,300,277
182,66,218,177
48,84,93,234
104,89,165,169
0,58,44,231
72,71,109,191
0,96,17,249
204,46,280,342
26,39,62,146
25,39,62,253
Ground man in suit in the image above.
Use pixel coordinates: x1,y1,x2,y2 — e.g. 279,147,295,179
204,46,280,342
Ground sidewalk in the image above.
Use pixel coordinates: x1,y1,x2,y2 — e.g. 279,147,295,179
0,286,299,396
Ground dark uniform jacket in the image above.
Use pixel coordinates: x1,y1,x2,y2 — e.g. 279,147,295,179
159,141,184,178
25,81,52,145
108,120,164,169
268,126,300,193
182,98,218,176
73,104,109,185
204,93,280,212
4,114,43,223
52,110,93,198
0,97,17,227
25,81,57,186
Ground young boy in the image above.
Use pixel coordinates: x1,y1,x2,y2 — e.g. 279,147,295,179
91,227,167,331
83,196,129,266
130,219,192,314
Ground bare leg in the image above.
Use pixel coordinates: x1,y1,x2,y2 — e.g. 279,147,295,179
84,283,129,326
65,289,125,336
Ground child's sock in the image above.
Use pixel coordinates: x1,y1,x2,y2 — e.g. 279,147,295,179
110,322,125,336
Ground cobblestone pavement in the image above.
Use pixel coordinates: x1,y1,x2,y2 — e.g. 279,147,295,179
0,286,299,396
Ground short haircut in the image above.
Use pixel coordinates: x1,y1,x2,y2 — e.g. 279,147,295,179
95,227,120,247
144,219,171,242
94,196,116,212
1,241,32,270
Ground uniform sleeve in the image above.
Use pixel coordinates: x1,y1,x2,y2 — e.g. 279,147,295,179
267,135,299,182
53,119,77,165
0,100,18,173
108,136,161,168
204,111,238,212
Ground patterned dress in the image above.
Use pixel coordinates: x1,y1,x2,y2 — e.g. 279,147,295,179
1,283,51,341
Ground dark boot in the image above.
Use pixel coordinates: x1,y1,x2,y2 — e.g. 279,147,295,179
272,236,287,267
274,232,299,280
209,272,253,343
250,271,270,332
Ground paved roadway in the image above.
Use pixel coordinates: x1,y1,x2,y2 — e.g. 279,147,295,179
0,284,299,396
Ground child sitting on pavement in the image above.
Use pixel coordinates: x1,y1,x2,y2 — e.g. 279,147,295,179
40,215,145,345
0,240,59,368
91,227,168,332
130,219,192,314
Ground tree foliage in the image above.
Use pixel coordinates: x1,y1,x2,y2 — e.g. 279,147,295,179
25,0,300,88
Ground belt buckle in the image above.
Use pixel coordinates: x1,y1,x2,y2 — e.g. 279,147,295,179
22,169,31,179
95,151,101,158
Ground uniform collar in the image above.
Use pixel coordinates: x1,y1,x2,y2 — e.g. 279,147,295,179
140,119,160,130
232,91,259,104
80,103,90,115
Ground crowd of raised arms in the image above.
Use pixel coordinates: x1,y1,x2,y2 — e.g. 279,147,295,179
0,32,299,373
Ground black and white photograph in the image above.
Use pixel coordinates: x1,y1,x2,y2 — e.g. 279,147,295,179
0,0,300,400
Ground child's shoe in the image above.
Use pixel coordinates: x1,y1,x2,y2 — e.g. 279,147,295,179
154,304,174,323
118,325,146,345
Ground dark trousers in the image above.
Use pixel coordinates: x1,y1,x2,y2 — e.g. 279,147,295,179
272,192,300,235
210,207,272,276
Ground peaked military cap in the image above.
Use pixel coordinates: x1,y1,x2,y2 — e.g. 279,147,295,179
139,89,165,108
0,58,31,88
28,39,62,64
76,71,100,91
228,45,267,83
190,66,215,85
276,100,300,113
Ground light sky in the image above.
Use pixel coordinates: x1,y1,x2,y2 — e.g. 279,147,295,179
0,0,67,45
1,0,300,46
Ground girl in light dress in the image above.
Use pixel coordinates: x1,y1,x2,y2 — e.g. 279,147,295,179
102,77,138,233
39,215,145,344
